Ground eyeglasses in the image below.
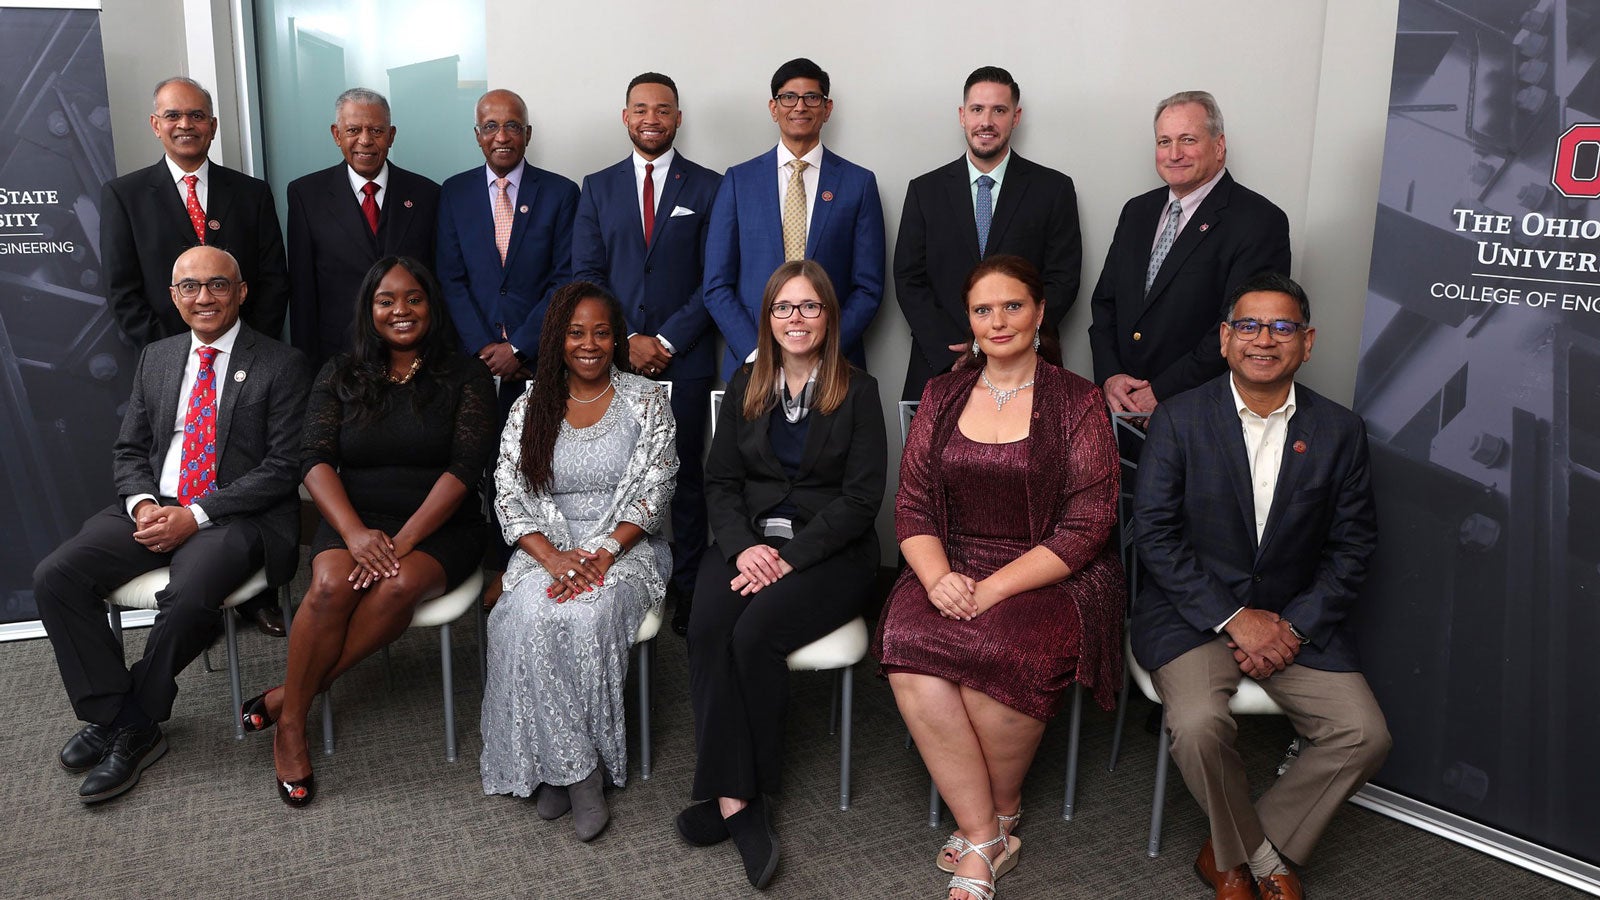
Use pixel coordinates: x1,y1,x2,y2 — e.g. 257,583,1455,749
172,278,241,299
1226,318,1309,340
157,110,211,124
771,301,824,319
773,92,827,108
475,121,526,136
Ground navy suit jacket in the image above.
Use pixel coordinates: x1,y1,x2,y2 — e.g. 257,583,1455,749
1087,171,1290,401
704,146,885,376
287,162,439,367
102,159,290,347
572,153,722,382
1130,375,1377,673
435,163,578,356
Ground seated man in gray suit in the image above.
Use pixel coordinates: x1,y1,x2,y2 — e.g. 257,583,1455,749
34,246,310,804
1131,272,1390,900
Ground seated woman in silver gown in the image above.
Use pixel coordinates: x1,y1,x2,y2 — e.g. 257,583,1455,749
478,281,678,842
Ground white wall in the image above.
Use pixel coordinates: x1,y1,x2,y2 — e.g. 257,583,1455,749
488,0,1400,557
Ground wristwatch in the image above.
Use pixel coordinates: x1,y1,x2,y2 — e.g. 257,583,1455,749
1285,620,1309,645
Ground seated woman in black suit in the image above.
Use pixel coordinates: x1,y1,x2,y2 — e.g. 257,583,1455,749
240,256,496,806
674,260,887,889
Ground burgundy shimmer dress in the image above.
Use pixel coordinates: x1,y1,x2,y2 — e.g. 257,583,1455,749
873,360,1125,720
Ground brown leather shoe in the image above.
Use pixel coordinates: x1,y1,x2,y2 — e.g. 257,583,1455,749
1194,839,1258,900
1257,870,1303,900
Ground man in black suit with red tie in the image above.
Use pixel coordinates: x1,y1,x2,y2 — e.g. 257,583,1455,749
894,66,1081,400
287,88,440,368
101,75,292,635
1089,91,1291,418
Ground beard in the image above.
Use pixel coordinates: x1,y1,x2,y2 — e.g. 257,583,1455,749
967,133,1007,161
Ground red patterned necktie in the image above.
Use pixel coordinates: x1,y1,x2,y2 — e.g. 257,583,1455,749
178,346,220,505
643,162,656,245
183,174,206,244
361,181,380,234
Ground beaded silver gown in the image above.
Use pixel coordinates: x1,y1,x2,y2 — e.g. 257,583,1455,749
480,372,677,795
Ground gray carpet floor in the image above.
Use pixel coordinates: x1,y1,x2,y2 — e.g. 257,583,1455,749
0,583,1582,899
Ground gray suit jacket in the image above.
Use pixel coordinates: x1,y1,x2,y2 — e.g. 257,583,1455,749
112,325,312,585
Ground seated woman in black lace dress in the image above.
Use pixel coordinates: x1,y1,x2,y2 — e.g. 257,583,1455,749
239,256,496,807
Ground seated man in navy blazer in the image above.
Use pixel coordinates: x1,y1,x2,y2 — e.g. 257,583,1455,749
287,87,439,368
1131,272,1390,900
437,88,578,394
894,65,1081,400
573,72,721,635
704,57,885,376
34,246,310,804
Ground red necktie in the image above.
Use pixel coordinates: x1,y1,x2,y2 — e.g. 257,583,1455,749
361,181,380,234
642,162,656,246
179,346,220,505
183,174,206,245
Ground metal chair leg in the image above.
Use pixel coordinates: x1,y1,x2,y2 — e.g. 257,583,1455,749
440,622,457,762
1148,709,1169,858
638,638,653,780
928,780,942,828
226,611,245,740
321,690,335,755
280,587,293,638
108,602,124,647
838,666,853,810
1108,657,1132,772
829,669,840,736
1062,683,1083,820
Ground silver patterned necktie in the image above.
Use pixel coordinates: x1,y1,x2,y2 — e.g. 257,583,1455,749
975,174,995,257
1145,198,1184,295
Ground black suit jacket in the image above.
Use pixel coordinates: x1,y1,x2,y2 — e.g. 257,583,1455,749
102,158,291,346
113,325,312,585
894,152,1081,399
1087,171,1290,401
704,367,887,573
1129,376,1377,673
286,162,440,366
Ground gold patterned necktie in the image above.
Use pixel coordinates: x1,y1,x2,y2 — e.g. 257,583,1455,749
782,159,809,261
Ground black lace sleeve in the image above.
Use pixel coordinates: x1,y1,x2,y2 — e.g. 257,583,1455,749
445,358,498,490
301,357,344,478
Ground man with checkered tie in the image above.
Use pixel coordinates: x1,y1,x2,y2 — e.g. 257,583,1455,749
33,246,310,804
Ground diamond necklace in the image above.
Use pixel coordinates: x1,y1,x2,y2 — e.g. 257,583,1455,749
981,369,1034,410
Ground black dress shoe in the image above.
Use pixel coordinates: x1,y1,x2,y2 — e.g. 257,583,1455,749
243,603,286,638
669,587,692,637
278,772,316,808
675,798,730,846
725,797,780,889
78,723,166,804
59,723,115,774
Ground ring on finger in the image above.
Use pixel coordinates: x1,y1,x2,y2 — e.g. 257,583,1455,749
566,569,578,579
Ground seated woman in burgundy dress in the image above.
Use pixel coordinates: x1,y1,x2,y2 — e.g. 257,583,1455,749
874,255,1125,900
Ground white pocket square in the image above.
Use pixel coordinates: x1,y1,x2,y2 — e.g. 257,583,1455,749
670,206,696,217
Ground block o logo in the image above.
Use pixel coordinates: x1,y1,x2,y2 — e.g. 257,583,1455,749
1552,123,1600,198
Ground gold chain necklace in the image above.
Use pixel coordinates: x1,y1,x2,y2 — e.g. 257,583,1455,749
386,357,421,384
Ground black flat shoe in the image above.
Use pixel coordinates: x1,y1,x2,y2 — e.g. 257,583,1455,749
59,723,115,774
675,798,730,846
277,772,316,808
725,797,780,889
240,689,277,733
78,724,166,804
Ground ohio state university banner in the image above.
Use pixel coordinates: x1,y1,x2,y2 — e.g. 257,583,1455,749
1353,0,1599,884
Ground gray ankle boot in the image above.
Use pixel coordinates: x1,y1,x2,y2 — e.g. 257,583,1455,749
569,766,609,841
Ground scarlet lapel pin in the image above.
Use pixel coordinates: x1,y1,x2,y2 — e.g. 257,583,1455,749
1293,440,1306,454
1199,223,1210,232
821,191,834,202
404,199,414,208
208,220,220,230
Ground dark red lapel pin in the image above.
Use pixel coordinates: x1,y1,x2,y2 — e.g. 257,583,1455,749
1293,440,1307,454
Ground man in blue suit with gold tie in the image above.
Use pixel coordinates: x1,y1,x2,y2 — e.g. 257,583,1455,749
573,72,721,635
704,58,885,376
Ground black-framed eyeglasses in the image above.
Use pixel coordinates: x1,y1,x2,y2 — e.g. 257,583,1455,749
771,301,824,319
773,92,826,108
475,121,526,136
172,278,241,299
1227,318,1308,340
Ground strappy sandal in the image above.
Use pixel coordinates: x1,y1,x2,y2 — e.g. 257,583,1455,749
946,833,1010,900
937,809,1021,874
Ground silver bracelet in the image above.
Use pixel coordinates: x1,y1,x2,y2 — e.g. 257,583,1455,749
596,536,624,559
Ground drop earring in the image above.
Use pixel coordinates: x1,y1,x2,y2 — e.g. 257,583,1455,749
971,339,980,357
1032,330,1041,351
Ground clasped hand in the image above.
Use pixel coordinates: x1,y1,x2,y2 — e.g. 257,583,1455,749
729,544,793,597
345,528,408,588
131,502,198,554
926,571,999,621
1225,608,1303,679
541,547,611,603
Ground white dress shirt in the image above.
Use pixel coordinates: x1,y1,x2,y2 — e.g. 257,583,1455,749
1151,165,1228,254
124,318,244,527
164,156,210,214
1215,377,1298,631
347,161,391,209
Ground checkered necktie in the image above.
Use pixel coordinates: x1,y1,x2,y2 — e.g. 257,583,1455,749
178,346,219,505
1145,199,1183,295
493,177,513,264
782,159,809,261
183,174,206,244
975,174,996,257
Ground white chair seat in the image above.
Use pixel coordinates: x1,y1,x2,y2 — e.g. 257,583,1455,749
411,570,485,628
110,566,269,611
787,616,868,671
1125,636,1285,716
635,603,662,644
